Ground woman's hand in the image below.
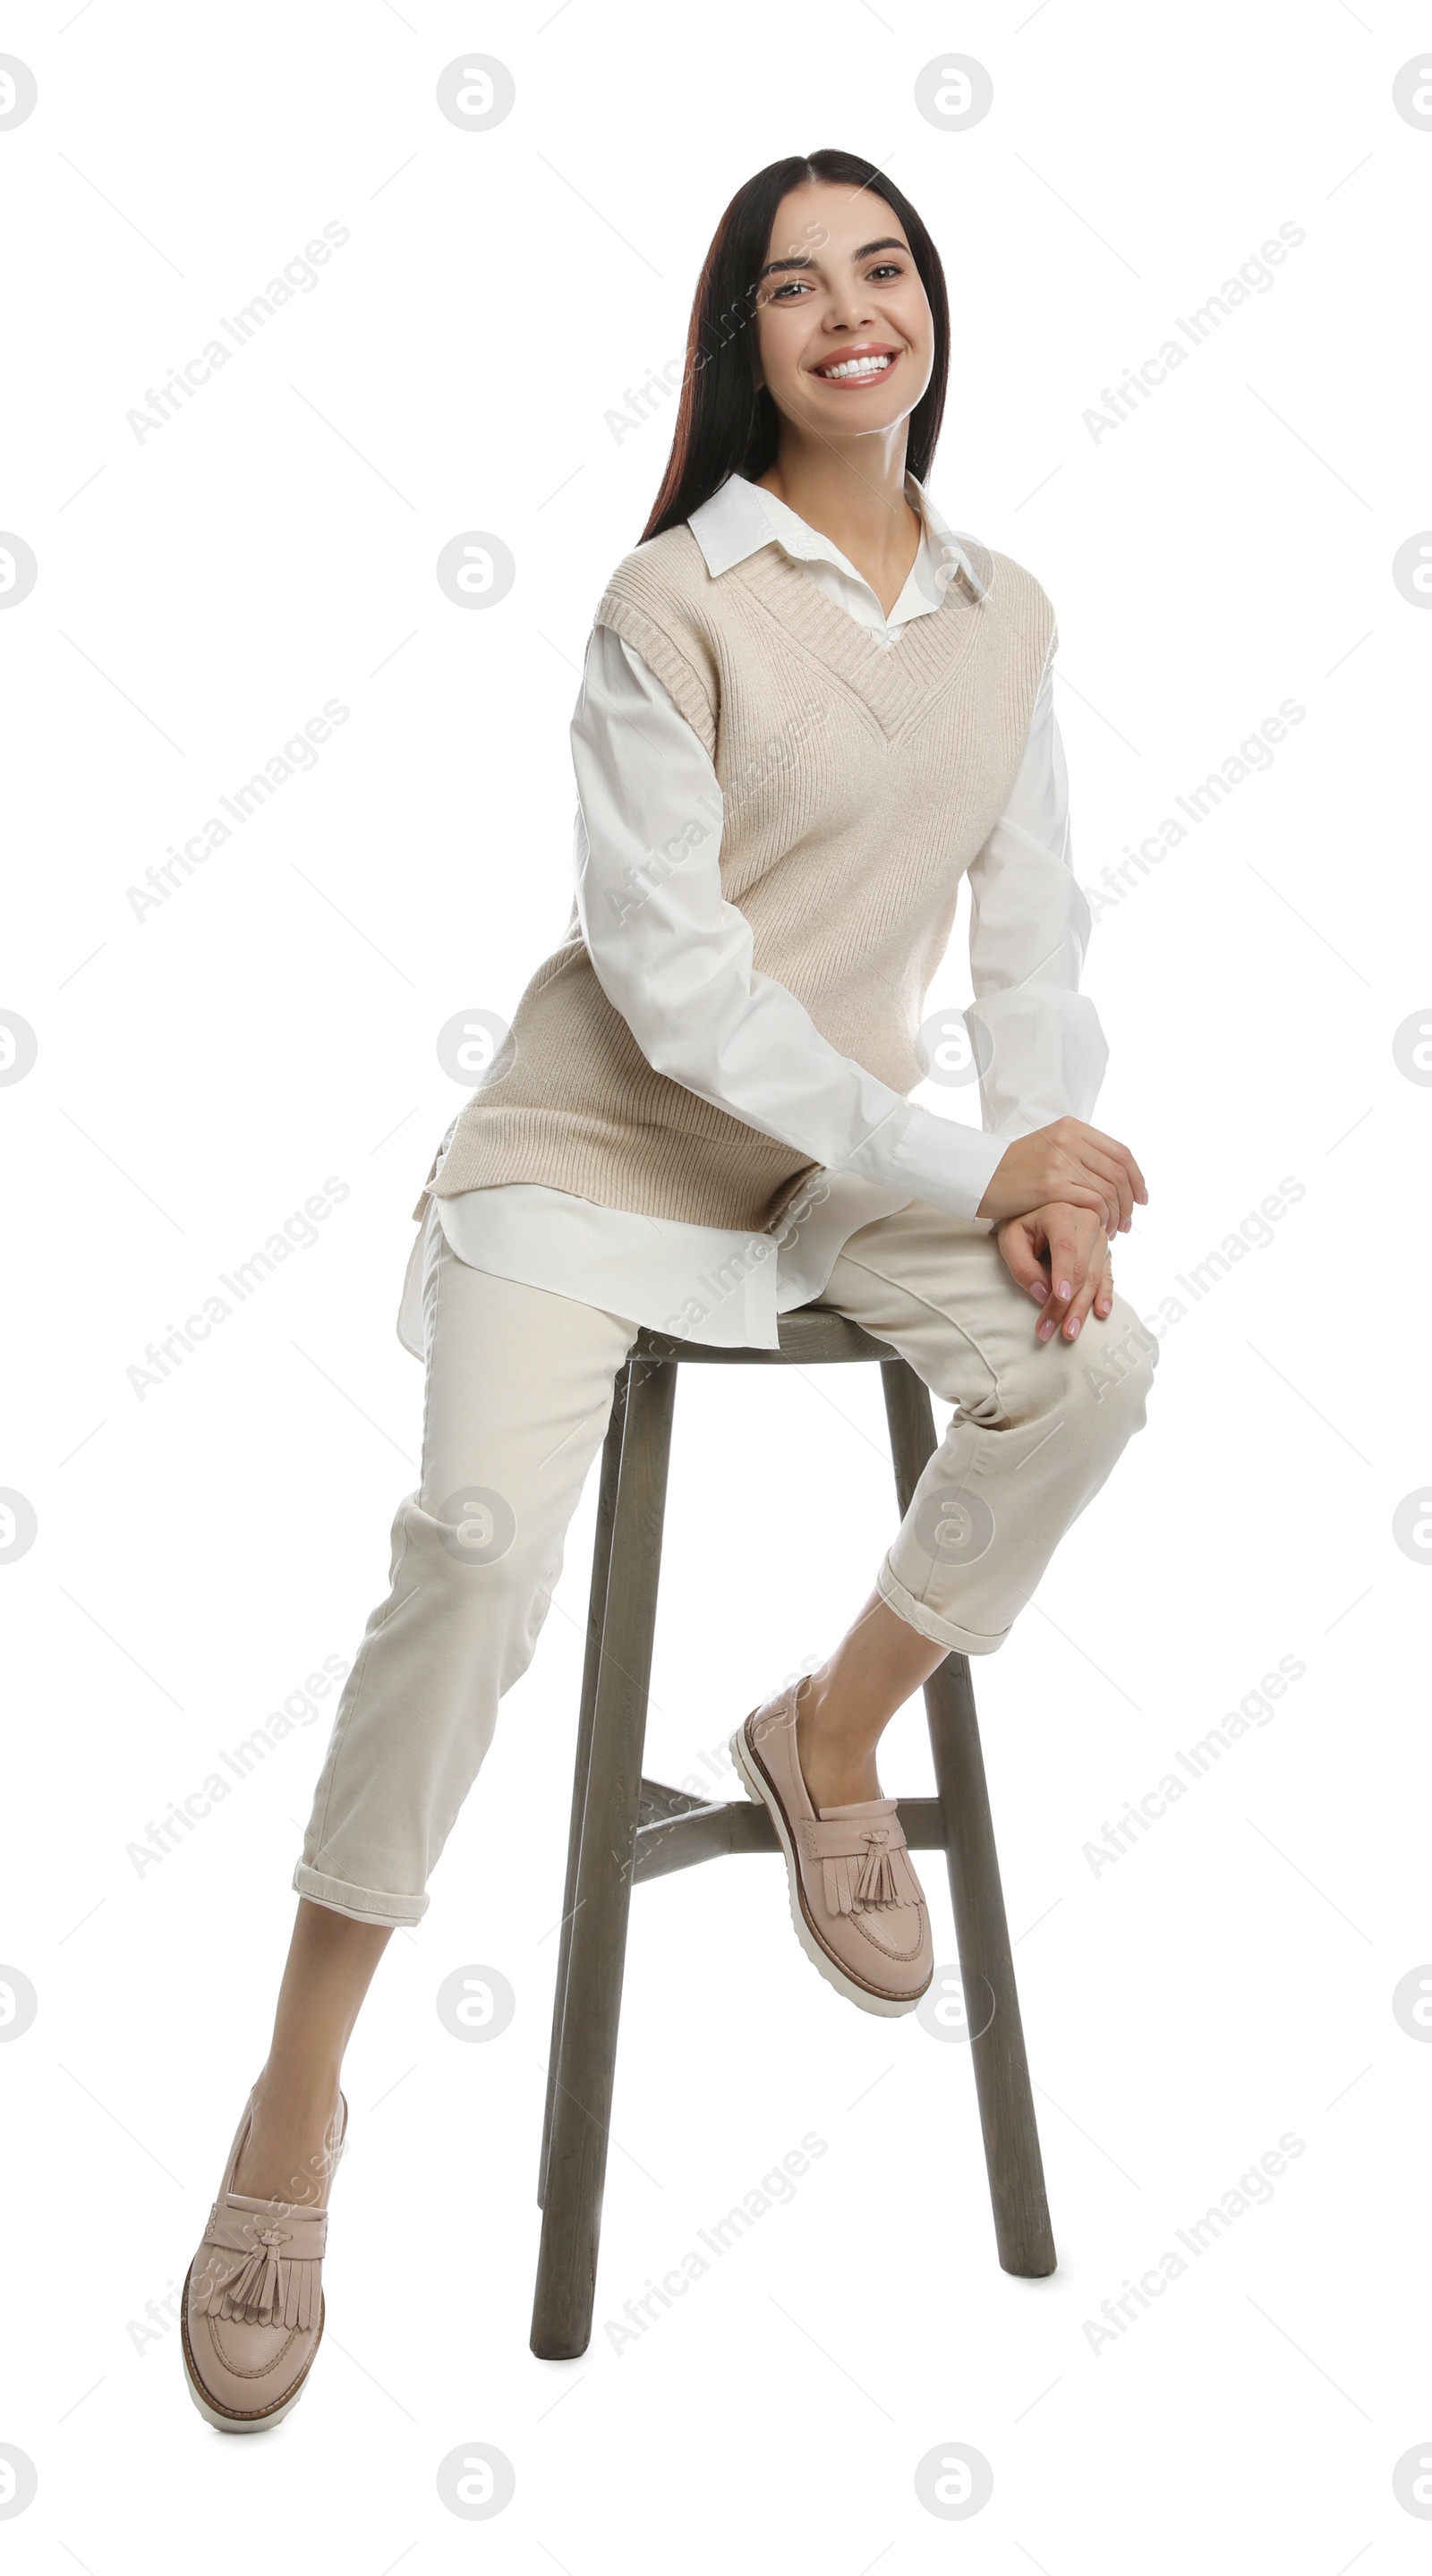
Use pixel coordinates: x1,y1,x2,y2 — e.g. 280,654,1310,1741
995,1203,1114,1343
976,1117,1146,1235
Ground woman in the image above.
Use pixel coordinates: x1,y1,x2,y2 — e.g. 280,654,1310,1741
182,148,1155,2430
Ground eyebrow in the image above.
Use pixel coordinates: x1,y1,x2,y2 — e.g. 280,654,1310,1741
756,235,909,282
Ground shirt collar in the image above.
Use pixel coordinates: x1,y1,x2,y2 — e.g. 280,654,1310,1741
686,470,987,605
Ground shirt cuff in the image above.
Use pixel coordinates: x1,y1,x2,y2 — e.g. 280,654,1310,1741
845,1100,1009,1221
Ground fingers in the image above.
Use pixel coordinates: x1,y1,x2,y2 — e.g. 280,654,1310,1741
1055,1120,1146,1233
1061,1136,1131,1233
1040,1141,1119,1234
1061,1250,1106,1342
1080,1145,1134,1235
1053,1178,1120,1229
1035,1216,1091,1341
995,1220,1050,1302
1036,1222,1111,1343
1093,1244,1114,1322
1080,1122,1147,1208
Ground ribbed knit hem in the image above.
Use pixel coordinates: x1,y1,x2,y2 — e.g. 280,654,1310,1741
875,1557,1009,1657
431,1101,822,1233
293,1861,427,1928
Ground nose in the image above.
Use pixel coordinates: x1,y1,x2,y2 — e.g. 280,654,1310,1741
822,292,875,336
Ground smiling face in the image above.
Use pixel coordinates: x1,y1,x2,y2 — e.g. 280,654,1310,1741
752,182,935,449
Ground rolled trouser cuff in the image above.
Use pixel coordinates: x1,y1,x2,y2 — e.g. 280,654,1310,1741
875,1557,1010,1657
292,1861,428,1928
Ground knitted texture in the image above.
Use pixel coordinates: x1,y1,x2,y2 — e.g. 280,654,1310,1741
420,521,1055,1231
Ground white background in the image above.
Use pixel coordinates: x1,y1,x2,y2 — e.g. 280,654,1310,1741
3,2,1429,2567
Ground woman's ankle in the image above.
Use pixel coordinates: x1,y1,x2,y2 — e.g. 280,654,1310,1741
794,1672,882,1809
234,2066,343,2204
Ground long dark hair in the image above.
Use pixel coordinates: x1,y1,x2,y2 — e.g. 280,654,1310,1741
641,150,950,543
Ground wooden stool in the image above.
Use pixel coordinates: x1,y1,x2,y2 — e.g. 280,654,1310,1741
531,1306,1056,2359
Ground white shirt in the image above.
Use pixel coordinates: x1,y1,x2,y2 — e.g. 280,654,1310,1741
399,473,1105,1357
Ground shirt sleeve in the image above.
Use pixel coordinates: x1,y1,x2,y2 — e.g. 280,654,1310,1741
568,622,1007,1222
963,631,1109,1139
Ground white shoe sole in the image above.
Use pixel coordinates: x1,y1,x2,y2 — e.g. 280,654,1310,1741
729,1720,922,2020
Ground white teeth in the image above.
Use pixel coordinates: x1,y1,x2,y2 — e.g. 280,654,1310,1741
817,353,894,380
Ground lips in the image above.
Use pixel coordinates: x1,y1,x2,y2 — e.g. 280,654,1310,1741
811,345,901,386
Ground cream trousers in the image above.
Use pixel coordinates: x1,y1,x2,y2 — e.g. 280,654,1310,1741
295,1200,1157,1925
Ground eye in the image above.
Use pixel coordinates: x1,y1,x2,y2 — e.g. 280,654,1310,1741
866,261,905,282
769,277,811,300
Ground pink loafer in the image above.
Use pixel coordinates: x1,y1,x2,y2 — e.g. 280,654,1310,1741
731,1686,933,2017
182,2087,347,2433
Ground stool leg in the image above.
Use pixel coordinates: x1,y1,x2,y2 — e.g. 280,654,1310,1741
880,1359,1057,2279
537,1356,631,2211
531,1355,678,2359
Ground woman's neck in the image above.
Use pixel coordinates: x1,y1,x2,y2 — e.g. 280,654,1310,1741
755,438,922,617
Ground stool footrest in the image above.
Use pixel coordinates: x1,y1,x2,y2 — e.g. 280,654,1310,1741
636,1779,714,1826
634,1780,947,1883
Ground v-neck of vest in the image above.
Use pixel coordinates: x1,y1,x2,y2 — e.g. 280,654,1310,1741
723,540,991,743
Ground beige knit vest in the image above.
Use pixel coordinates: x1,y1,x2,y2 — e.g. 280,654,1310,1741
419,520,1055,1231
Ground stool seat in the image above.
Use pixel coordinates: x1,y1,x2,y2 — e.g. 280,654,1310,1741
531,1301,1056,2360
635,1307,893,1366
